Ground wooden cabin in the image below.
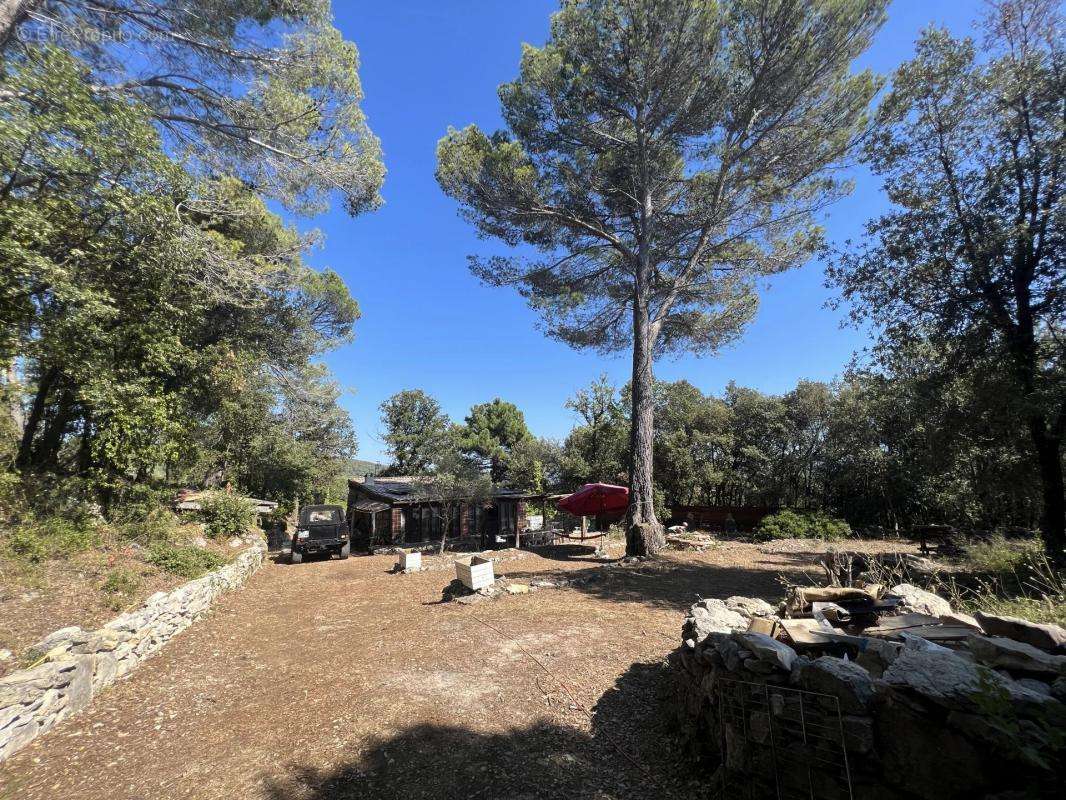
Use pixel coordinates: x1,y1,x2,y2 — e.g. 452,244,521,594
346,475,547,551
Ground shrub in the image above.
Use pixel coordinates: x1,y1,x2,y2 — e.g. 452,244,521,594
198,492,255,540
4,527,48,563
18,474,100,522
144,541,225,579
942,552,1066,628
964,535,1043,576
33,516,100,555
1,516,99,562
119,507,180,545
754,510,850,542
110,483,172,525
101,568,141,610
0,470,22,521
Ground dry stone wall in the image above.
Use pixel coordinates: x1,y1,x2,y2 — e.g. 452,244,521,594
0,541,266,762
672,596,1066,800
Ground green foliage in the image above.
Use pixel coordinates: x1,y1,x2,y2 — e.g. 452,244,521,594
100,568,141,611
4,527,47,563
119,508,181,546
503,437,563,493
964,536,1044,577
827,3,1066,555
458,398,532,482
561,375,629,488
437,0,885,357
110,485,174,526
198,493,255,540
144,542,226,580
2,516,99,562
947,552,1066,628
0,470,21,521
1,45,364,508
438,0,886,544
8,1,384,216
754,510,850,543
379,390,453,475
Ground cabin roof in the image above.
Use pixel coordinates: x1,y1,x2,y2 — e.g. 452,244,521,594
347,475,543,506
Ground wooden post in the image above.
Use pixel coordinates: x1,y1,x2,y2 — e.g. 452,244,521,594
540,496,548,544
515,503,522,551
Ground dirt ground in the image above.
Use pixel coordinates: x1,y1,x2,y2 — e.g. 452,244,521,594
0,537,915,800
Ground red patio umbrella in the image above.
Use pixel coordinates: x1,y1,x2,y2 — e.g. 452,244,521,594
557,483,629,517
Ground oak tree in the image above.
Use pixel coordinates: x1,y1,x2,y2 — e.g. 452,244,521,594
830,0,1066,558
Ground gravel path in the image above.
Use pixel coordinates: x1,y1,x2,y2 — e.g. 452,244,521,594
0,539,914,800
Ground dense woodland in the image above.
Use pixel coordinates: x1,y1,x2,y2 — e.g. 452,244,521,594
0,0,1063,561
378,357,1048,535
1,3,383,517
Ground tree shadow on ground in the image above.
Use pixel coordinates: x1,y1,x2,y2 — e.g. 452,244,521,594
498,555,790,613
525,543,619,564
260,660,704,800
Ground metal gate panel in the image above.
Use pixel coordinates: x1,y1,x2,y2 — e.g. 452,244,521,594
712,677,853,800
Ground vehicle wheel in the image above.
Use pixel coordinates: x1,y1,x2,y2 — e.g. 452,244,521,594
339,543,350,559
290,550,303,564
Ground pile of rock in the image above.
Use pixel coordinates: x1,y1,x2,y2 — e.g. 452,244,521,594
0,541,266,762
674,590,1066,799
443,571,608,604
666,530,716,552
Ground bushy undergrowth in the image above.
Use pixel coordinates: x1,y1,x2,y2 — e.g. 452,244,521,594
754,509,851,542
110,484,174,526
963,535,1043,575
2,516,100,563
945,550,1066,627
144,541,226,579
100,568,142,610
0,474,234,586
118,506,181,545
199,492,255,540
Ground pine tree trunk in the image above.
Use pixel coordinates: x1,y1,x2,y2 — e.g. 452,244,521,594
626,290,664,557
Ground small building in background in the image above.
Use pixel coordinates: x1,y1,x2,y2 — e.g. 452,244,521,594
346,475,548,552
669,505,774,533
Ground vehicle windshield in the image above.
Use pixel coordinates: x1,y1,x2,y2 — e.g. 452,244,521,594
300,507,342,525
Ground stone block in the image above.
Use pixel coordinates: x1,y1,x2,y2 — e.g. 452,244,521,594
889,583,952,616
795,656,876,714
975,613,1066,655
967,635,1066,678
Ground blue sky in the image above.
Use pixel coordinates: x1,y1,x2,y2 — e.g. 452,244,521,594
302,0,984,464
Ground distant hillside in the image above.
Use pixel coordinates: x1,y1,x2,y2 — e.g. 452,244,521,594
348,459,385,478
